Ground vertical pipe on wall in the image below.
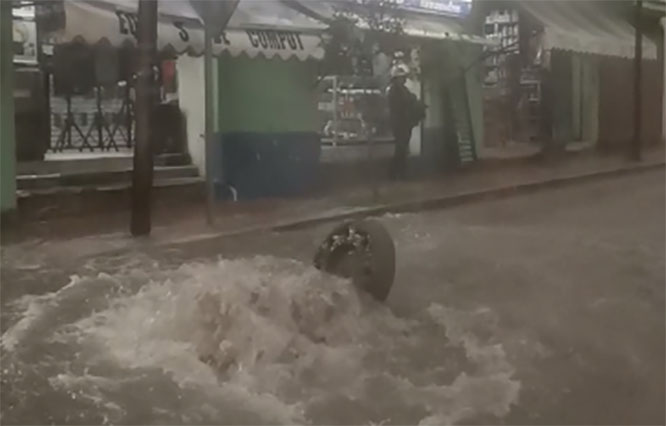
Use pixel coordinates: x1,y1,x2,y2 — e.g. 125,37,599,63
204,23,215,225
632,0,643,160
659,16,666,143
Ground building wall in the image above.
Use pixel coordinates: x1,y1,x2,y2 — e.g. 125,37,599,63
217,55,319,133
550,50,573,144
550,50,607,146
1,1,16,213
176,55,206,174
570,52,599,143
598,56,663,149
213,55,321,198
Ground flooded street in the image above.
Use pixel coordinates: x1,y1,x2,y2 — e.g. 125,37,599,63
1,255,518,425
2,171,664,425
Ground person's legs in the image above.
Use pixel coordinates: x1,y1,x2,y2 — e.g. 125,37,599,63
390,127,411,179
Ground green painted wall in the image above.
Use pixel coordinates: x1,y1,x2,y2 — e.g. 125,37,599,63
581,56,600,143
460,43,485,155
1,1,16,213
216,55,319,133
554,51,600,145
551,51,573,145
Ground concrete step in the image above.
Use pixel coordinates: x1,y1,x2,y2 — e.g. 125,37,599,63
17,165,200,190
17,153,191,175
15,176,205,221
17,176,204,197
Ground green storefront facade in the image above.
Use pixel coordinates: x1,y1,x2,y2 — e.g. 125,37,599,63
1,0,16,214
217,55,319,134
213,54,321,199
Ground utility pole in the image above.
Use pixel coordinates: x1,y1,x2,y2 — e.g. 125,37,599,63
632,0,643,161
131,0,158,236
204,22,215,225
189,0,241,226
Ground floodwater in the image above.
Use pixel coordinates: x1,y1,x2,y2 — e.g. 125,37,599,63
3,170,665,425
1,254,519,425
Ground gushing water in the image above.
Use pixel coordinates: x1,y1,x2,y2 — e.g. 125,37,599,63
1,256,519,425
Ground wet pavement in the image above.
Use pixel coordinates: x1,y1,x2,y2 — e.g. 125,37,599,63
1,170,664,425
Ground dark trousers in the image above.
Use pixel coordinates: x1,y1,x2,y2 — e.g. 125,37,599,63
390,126,411,179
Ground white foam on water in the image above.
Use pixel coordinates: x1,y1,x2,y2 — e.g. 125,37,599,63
3,256,521,425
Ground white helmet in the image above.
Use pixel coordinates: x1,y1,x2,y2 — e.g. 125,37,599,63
390,63,409,78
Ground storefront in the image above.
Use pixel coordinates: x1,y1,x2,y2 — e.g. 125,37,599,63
295,0,490,169
40,0,326,199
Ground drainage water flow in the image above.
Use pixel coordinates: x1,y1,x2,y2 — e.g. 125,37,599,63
1,256,520,425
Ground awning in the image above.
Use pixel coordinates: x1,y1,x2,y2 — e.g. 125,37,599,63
43,0,326,61
285,0,491,46
521,1,658,60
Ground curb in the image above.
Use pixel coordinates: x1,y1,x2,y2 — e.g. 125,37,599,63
159,160,664,251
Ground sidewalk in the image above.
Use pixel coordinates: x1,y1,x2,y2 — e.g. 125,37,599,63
2,147,663,261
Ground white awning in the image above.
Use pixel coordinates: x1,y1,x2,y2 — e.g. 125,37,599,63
44,0,326,61
521,1,657,60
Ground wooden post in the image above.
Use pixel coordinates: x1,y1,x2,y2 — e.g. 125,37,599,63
632,0,643,161
131,0,158,236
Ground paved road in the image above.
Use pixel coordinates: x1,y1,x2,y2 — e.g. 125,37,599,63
1,169,664,425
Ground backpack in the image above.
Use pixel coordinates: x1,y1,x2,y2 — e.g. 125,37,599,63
407,92,426,128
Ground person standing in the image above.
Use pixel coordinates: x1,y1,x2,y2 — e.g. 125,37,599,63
386,63,424,179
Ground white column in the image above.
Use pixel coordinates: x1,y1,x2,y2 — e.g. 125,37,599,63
661,17,666,144
176,55,206,175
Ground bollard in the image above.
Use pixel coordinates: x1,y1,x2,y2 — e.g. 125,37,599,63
314,219,396,302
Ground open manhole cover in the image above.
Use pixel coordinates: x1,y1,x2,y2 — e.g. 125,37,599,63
314,219,396,302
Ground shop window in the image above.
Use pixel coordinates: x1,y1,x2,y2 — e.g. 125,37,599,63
317,75,391,143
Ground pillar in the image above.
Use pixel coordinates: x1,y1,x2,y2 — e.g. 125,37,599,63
1,1,17,214
661,16,666,144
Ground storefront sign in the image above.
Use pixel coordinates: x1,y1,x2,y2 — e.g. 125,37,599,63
246,30,305,51
47,1,324,61
399,0,471,17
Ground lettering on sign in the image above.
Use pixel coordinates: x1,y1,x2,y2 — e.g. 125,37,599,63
173,21,190,42
246,30,305,51
213,31,231,46
114,12,197,44
111,14,306,52
115,11,138,38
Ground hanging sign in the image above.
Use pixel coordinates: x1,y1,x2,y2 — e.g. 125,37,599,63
399,0,471,17
13,19,38,65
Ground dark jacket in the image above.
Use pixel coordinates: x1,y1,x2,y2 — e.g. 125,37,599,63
387,80,412,129
387,80,425,130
